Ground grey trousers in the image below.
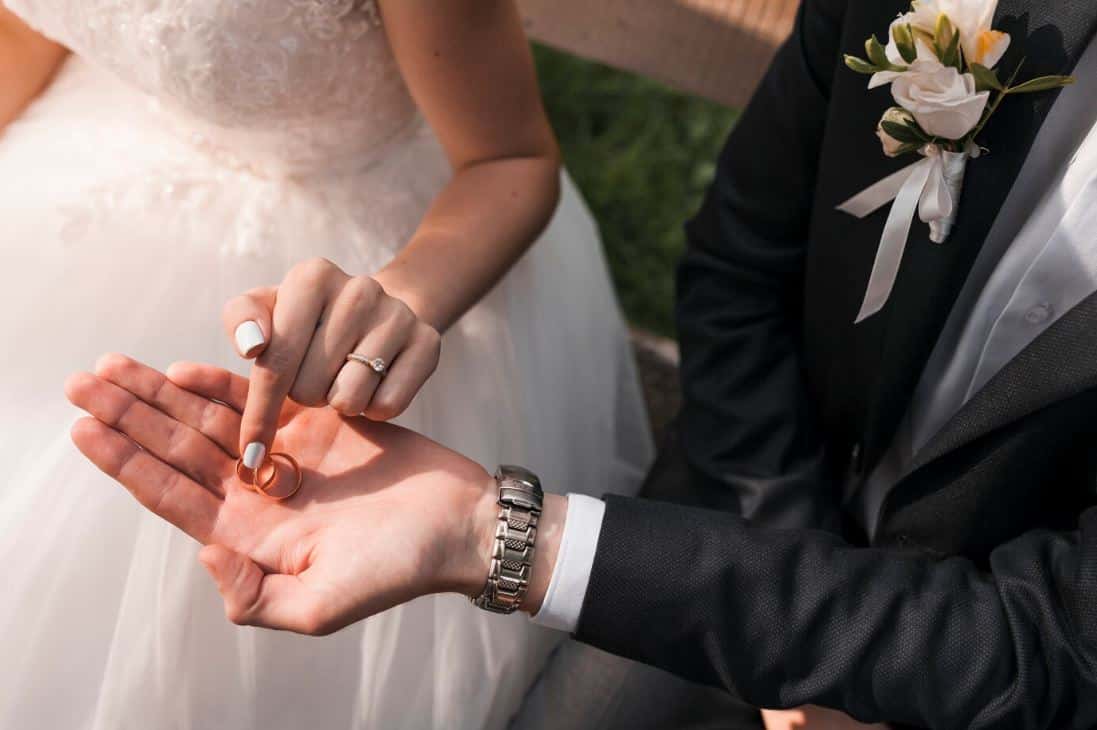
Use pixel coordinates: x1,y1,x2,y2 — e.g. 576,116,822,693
509,639,763,730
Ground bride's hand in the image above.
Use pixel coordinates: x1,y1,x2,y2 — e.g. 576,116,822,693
66,354,492,635
223,257,442,470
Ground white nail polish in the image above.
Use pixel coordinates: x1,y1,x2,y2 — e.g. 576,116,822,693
243,442,266,469
234,321,265,357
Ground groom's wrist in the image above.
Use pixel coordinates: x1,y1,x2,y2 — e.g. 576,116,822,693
440,473,499,599
448,479,566,614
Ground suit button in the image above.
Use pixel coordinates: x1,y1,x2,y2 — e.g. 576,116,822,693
850,442,864,475
1025,301,1054,325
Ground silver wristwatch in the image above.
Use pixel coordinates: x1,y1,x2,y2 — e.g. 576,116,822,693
471,465,544,614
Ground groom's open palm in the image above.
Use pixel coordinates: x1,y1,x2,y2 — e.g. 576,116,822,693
66,355,493,635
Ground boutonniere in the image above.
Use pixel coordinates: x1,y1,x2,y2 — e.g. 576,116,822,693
838,0,1073,322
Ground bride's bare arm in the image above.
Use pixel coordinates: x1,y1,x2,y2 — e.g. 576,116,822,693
373,0,561,331
0,6,67,131
221,0,562,463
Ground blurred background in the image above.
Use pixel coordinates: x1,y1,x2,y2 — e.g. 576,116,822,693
522,0,798,338
521,0,798,436
534,45,738,337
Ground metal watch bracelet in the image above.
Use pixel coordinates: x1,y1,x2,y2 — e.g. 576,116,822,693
471,465,544,614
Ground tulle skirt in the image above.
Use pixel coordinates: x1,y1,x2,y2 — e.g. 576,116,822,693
0,58,653,729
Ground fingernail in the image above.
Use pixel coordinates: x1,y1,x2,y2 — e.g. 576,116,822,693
243,442,266,469
234,321,265,358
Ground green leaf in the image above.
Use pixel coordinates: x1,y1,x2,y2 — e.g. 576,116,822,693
970,63,1003,92
880,120,923,144
865,35,891,68
1007,75,1076,94
892,142,923,157
844,55,879,75
892,23,918,64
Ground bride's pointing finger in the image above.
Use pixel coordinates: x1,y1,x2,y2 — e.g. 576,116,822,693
223,286,276,359
239,258,341,470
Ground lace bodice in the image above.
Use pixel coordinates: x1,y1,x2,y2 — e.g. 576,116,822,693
6,0,419,176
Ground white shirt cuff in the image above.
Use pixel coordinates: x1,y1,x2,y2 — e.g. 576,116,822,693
530,493,606,633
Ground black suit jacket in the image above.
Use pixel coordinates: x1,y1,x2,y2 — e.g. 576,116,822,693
573,2,1097,728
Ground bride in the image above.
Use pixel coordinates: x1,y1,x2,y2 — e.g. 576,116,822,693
0,1,652,727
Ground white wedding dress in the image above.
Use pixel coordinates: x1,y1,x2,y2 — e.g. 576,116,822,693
0,2,653,728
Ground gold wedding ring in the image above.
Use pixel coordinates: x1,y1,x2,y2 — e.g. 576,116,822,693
255,452,304,501
235,452,304,501
235,457,276,492
346,353,387,377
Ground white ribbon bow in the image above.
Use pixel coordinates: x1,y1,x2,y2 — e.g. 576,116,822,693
837,144,972,323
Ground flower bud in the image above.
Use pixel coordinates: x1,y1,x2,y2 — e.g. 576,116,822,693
876,107,919,157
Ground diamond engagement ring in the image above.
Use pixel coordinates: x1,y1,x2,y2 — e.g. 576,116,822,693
346,353,388,376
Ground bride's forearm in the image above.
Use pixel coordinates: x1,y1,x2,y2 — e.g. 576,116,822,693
0,8,67,131
373,149,561,332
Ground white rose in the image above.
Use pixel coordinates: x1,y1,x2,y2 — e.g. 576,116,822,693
891,59,989,139
905,0,1011,68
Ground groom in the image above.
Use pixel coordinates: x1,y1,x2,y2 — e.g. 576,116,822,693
67,0,1097,727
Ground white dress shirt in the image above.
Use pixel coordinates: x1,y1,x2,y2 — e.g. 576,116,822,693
534,41,1097,634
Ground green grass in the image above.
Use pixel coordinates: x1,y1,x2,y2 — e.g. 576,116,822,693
533,44,738,336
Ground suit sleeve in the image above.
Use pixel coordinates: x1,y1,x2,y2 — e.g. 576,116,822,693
576,495,1097,729
674,0,847,529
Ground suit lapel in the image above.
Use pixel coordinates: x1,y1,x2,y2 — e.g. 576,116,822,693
876,292,1097,551
911,291,1097,472
843,0,1097,471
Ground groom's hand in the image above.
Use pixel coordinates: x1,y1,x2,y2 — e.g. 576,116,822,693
65,355,563,634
